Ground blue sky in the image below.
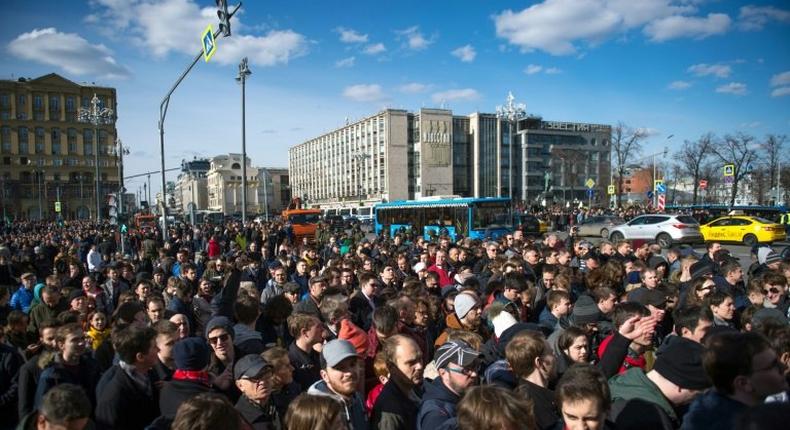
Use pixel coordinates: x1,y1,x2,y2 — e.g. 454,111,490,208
2,0,789,196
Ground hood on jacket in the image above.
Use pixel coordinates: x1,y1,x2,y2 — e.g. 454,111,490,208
233,324,262,345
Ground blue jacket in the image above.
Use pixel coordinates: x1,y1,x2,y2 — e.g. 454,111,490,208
417,377,460,430
9,287,34,314
681,389,748,430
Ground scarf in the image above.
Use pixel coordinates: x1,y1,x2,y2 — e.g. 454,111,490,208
173,369,211,386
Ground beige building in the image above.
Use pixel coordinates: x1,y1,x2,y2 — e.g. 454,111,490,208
207,153,263,215
0,73,119,220
174,158,210,216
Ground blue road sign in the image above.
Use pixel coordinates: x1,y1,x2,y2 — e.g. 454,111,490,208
656,183,666,194
587,189,594,197
647,191,654,199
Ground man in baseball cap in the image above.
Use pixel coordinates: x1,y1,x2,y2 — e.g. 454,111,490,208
233,354,281,429
306,339,369,430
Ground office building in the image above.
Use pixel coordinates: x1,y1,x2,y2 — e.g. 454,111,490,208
257,167,290,217
0,73,119,220
289,108,611,208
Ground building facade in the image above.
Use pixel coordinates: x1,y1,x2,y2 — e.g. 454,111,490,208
257,167,290,217
207,153,262,215
289,108,611,208
174,158,210,216
0,73,119,220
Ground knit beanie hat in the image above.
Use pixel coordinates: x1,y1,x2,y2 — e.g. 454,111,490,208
454,293,479,320
572,295,601,325
205,316,235,340
765,251,782,266
757,246,773,265
487,302,518,338
173,337,210,371
653,337,711,390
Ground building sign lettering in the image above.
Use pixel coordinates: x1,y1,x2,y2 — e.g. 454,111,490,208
542,121,611,133
421,120,451,167
422,120,451,144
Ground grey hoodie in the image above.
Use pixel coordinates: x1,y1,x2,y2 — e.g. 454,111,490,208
307,379,369,430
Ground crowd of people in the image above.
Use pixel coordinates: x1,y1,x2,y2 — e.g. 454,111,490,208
0,214,789,430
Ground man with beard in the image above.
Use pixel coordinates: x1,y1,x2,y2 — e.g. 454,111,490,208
307,339,369,430
373,335,424,430
417,340,480,430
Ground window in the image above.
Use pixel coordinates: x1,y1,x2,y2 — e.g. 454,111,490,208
51,128,61,154
35,128,45,154
0,93,9,108
0,127,10,153
18,127,28,154
53,158,63,167
98,130,107,146
33,95,43,109
67,128,77,154
65,96,76,121
49,95,60,120
83,129,93,155
2,157,9,165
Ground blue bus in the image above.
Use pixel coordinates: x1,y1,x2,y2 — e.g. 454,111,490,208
374,197,512,241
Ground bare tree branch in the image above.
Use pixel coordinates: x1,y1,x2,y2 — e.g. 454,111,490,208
611,122,646,207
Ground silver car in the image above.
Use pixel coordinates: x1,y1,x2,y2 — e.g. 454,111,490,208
574,215,626,238
608,214,704,248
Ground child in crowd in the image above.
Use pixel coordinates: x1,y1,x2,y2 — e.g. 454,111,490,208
86,311,110,350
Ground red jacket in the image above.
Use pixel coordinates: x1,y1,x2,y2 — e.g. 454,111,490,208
427,264,452,287
597,333,646,375
207,239,221,258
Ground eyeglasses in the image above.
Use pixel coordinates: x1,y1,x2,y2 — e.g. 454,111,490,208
446,364,479,377
763,287,782,295
243,373,274,385
208,333,230,344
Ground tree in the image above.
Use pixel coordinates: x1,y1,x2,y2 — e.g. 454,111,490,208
761,134,787,204
611,122,647,208
709,133,759,207
676,133,713,204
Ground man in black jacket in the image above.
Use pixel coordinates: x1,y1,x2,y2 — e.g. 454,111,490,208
159,337,214,419
372,335,424,430
17,319,60,419
0,330,23,428
234,354,280,429
95,325,160,430
349,272,378,331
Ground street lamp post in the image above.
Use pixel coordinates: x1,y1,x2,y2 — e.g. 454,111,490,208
78,94,114,222
352,152,371,206
236,57,252,224
114,139,129,253
496,92,526,201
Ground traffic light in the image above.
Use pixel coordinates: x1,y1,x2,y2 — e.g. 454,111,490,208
216,0,231,37
107,193,118,225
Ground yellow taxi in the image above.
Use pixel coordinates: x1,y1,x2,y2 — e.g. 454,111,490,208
699,216,787,247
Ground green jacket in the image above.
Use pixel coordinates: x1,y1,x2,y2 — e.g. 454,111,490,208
27,299,67,335
609,368,677,424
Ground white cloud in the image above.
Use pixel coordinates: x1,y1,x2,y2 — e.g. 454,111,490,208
363,43,386,55
451,45,476,62
7,28,132,79
399,83,431,94
396,26,433,50
492,0,718,55
524,64,543,75
715,82,748,95
544,67,562,74
343,84,385,102
335,27,368,43
431,88,480,104
644,13,731,42
772,87,790,98
86,0,308,67
667,80,692,90
770,71,790,87
737,5,790,31
687,63,731,78
335,56,355,68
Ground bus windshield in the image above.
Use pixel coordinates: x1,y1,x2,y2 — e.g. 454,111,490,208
289,213,320,224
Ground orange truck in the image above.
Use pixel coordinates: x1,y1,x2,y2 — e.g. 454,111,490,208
282,198,321,242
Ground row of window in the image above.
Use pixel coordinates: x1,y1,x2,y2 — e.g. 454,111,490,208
0,93,112,122
0,126,111,155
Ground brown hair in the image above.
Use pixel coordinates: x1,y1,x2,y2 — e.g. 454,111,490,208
546,290,570,310
457,385,536,430
703,331,770,395
171,393,241,430
285,393,344,430
555,364,611,413
287,313,320,338
373,351,389,378
506,330,549,379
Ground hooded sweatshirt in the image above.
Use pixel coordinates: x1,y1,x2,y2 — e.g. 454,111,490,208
416,377,460,430
307,379,369,430
608,368,677,430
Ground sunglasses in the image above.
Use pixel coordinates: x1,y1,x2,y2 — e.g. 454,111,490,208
208,333,230,344
763,287,782,295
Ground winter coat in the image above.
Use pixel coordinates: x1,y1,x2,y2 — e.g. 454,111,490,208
95,365,159,430
158,378,213,419
0,343,23,428
680,389,749,430
416,377,460,430
35,355,101,410
372,380,421,430
608,367,678,430
235,395,281,430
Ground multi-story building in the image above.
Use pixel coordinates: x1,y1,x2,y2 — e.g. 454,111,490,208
174,158,210,216
289,108,611,208
207,153,262,215
257,167,290,217
0,73,119,220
